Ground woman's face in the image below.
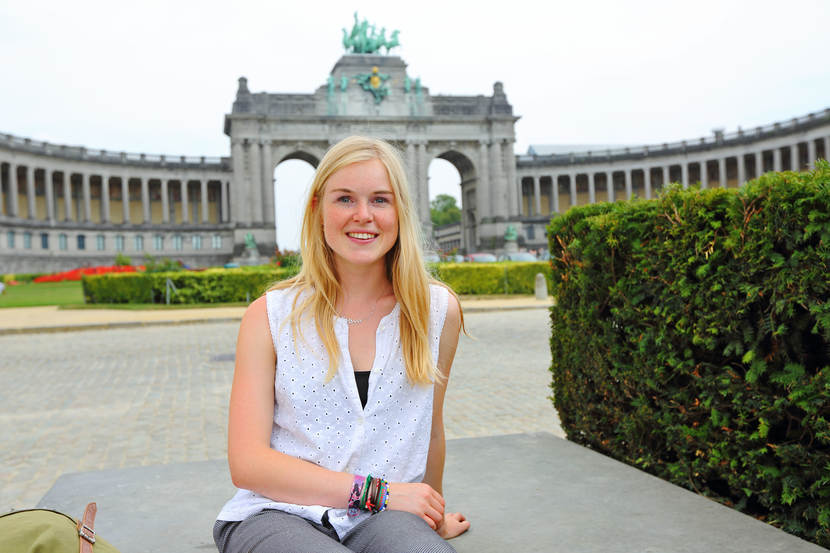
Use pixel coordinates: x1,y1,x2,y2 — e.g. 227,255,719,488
320,158,399,273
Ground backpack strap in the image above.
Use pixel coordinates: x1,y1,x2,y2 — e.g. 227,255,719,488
77,502,97,553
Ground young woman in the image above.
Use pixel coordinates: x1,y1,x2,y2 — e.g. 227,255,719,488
214,136,470,553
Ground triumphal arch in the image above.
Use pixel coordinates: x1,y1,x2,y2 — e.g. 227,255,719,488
225,17,520,255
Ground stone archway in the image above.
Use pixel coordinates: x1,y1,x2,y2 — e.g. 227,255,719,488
273,149,321,251
430,147,478,253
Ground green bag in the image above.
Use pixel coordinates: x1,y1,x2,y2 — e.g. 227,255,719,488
0,503,120,553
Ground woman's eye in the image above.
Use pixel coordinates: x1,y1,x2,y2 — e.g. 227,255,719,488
337,196,352,203
373,196,390,204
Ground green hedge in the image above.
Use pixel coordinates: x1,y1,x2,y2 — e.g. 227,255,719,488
2,272,47,284
547,163,830,546
82,262,553,304
82,267,298,304
431,262,552,295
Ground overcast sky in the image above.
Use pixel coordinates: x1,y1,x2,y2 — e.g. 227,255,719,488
2,0,827,249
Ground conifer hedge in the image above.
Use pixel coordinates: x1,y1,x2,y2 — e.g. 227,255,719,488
548,163,830,547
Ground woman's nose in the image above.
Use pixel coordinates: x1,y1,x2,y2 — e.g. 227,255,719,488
353,200,372,221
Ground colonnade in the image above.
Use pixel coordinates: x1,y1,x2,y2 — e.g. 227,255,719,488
0,162,231,225
518,132,830,217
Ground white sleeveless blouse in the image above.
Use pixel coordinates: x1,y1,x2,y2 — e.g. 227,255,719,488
217,284,449,539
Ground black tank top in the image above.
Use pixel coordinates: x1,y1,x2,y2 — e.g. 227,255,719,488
354,371,370,409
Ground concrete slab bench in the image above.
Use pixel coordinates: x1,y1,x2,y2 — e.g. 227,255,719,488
37,432,824,553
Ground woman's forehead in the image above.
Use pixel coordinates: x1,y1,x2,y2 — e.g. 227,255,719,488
324,159,394,193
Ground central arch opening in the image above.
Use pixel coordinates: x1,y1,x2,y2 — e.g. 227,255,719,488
274,155,317,252
429,150,476,255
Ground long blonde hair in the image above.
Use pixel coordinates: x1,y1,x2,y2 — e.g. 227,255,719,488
271,136,461,385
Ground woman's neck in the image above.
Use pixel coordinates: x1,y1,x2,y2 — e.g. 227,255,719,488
335,261,393,304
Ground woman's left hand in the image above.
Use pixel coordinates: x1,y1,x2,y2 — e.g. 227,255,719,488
436,512,470,539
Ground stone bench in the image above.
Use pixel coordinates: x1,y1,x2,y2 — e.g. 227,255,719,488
37,432,824,553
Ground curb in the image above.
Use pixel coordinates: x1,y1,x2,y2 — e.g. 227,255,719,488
0,303,552,335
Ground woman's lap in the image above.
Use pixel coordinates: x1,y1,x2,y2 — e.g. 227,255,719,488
214,510,456,553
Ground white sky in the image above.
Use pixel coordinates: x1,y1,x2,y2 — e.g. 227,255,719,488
2,0,828,249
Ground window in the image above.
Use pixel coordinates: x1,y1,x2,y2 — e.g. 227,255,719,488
77,234,86,250
134,235,144,251
96,234,105,251
23,232,32,249
192,235,202,250
212,234,222,249
40,233,49,250
115,235,125,252
154,234,164,251
6,231,14,249
59,233,68,251
173,234,183,251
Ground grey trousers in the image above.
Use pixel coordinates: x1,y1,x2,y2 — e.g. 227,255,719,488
214,509,457,553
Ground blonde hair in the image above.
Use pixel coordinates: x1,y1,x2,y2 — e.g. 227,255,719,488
271,136,461,385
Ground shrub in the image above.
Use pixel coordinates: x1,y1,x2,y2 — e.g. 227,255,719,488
547,163,830,546
82,267,299,304
430,262,552,295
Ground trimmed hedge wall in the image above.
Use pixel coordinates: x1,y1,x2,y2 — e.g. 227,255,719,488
431,262,552,295
547,164,830,546
82,267,298,304
82,262,552,304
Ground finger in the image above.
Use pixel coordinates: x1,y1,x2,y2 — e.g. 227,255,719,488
425,505,443,526
422,514,437,529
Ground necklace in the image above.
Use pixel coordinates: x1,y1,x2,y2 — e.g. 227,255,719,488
340,297,378,326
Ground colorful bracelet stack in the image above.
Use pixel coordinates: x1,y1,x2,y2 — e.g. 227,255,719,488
347,474,389,517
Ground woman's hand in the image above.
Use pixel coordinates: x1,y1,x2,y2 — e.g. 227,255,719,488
386,482,445,529
436,512,470,539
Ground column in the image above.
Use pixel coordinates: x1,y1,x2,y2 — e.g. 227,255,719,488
476,141,490,227
231,140,249,225
26,166,35,219
755,151,764,178
773,147,782,172
101,174,111,222
261,141,275,224
825,138,830,164
533,175,542,214
790,143,800,171
417,142,430,225
587,172,595,204
121,176,130,223
700,160,708,189
249,143,262,224
9,163,19,217
82,173,91,222
737,155,746,185
644,167,652,200
680,163,689,189
45,169,56,222
181,179,189,224
505,140,519,217
201,179,209,223
808,139,817,169
222,180,230,223
623,169,631,198
569,172,577,207
489,140,505,218
161,179,169,223
140,177,150,223
718,158,727,188
663,166,671,187
63,171,73,221
552,174,560,213
606,171,614,202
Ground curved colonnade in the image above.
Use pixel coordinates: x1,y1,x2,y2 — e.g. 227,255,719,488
515,109,830,249
0,135,233,272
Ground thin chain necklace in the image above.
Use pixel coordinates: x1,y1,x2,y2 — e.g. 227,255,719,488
340,297,379,326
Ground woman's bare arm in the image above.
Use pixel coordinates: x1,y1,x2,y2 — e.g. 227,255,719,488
423,293,470,538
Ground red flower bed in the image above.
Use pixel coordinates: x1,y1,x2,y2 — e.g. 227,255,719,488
34,265,145,283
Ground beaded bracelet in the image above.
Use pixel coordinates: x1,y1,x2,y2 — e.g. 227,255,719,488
348,474,390,516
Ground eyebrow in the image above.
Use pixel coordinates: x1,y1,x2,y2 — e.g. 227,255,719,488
327,187,393,195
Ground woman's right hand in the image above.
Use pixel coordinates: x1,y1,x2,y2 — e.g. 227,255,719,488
386,482,445,529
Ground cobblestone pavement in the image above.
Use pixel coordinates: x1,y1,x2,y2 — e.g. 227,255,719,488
0,308,562,511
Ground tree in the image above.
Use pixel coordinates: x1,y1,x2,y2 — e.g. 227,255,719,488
430,194,461,227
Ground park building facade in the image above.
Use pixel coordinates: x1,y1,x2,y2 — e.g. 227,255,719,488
0,40,828,272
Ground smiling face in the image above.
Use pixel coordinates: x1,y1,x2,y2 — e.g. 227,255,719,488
320,158,399,274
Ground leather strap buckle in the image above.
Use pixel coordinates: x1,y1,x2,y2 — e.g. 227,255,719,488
79,524,96,544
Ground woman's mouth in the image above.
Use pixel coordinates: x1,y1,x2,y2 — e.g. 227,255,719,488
346,232,377,240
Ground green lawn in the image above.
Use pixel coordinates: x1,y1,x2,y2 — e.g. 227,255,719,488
0,280,85,308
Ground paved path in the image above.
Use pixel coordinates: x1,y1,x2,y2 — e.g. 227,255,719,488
0,307,561,511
